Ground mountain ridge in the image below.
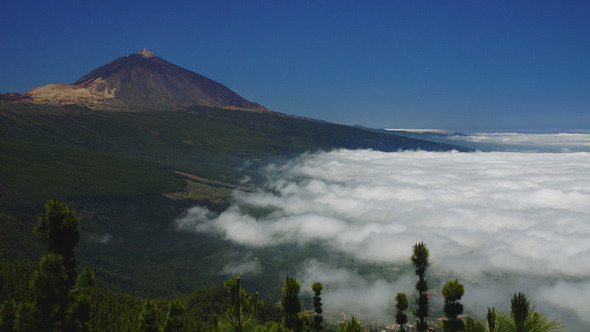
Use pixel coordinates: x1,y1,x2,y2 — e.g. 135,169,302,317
0,49,269,112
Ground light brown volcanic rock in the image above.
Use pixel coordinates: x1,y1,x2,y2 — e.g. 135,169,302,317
1,49,268,112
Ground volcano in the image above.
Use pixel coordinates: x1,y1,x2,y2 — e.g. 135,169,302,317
1,49,268,112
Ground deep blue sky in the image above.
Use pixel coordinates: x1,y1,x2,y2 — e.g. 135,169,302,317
1,0,589,130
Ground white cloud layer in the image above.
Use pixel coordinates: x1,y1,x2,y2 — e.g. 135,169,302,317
450,132,590,152
176,149,590,328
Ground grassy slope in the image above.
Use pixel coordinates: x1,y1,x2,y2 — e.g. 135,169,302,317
0,137,185,208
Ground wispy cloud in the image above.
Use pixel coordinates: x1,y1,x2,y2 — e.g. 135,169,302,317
220,259,262,276
87,233,113,244
176,149,590,326
385,128,451,133
298,260,415,320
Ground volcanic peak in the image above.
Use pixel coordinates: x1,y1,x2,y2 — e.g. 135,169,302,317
0,49,268,112
136,48,156,58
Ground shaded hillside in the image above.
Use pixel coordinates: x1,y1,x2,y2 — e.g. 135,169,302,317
0,101,467,208
0,47,467,204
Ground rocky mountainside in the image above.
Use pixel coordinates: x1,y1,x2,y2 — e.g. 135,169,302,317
0,49,268,112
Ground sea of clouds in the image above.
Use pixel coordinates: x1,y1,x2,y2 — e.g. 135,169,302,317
176,135,590,329
449,132,590,152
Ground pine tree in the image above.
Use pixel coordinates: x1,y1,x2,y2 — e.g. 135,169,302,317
13,303,35,332
395,292,408,332
0,299,16,332
34,200,80,288
496,293,563,332
31,253,69,331
162,300,184,332
75,268,96,290
67,269,95,331
67,294,91,332
219,276,258,332
441,280,465,332
464,317,487,332
137,299,158,332
487,307,496,332
311,282,323,331
280,276,302,332
32,200,85,331
337,315,361,332
411,242,429,332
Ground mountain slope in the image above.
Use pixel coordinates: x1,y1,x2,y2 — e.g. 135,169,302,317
1,49,268,112
0,101,469,208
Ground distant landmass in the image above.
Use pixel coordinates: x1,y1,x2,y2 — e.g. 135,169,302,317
0,48,268,112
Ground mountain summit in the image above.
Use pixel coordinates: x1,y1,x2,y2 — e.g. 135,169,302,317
1,49,268,112
136,48,156,58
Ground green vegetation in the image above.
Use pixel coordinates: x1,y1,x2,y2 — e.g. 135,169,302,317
0,101,466,208
395,292,409,332
137,299,158,332
0,200,284,331
487,308,496,332
0,210,565,331
35,200,81,287
411,242,430,332
441,280,465,332
337,315,361,332
219,276,259,331
162,300,184,332
465,316,488,332
311,282,323,332
495,293,563,332
0,102,460,195
0,137,185,208
0,212,43,261
280,276,302,332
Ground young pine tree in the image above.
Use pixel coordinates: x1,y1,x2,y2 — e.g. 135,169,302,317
76,268,96,290
496,293,563,332
395,292,408,332
219,276,258,332
32,200,84,331
31,253,69,331
280,276,302,332
34,200,80,288
13,302,36,332
137,299,158,332
411,242,429,332
162,300,184,332
487,307,496,332
337,314,361,332
67,294,91,332
441,280,465,332
67,269,96,332
0,299,16,332
311,282,323,331
464,317,487,332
